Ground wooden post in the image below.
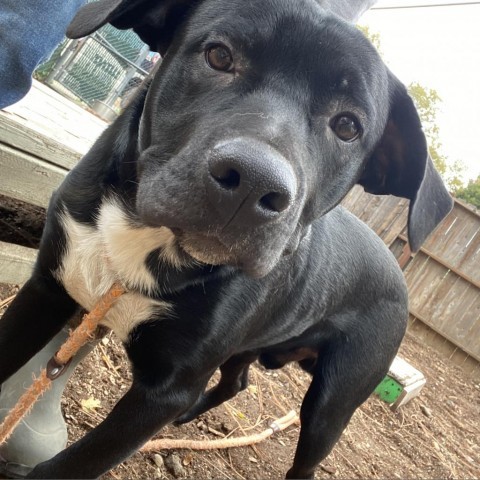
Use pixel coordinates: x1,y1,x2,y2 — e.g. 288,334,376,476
397,243,412,270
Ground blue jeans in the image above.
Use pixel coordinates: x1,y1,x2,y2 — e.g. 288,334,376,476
0,0,86,108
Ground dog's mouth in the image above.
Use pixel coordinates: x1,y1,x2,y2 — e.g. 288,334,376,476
172,229,275,278
175,230,237,265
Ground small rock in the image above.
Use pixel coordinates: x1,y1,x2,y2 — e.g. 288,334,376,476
183,453,194,466
249,456,258,463
221,421,234,433
320,464,337,474
196,420,206,430
420,405,432,417
153,453,164,469
165,454,186,478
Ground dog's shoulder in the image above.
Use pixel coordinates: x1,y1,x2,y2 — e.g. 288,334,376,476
307,206,407,298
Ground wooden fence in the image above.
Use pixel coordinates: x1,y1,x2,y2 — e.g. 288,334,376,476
342,186,480,372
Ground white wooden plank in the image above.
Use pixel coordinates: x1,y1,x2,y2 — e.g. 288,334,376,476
388,356,426,411
390,378,427,412
2,80,107,158
0,112,81,170
0,143,67,208
0,241,37,285
388,356,425,387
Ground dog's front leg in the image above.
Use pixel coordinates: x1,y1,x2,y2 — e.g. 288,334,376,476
285,305,406,479
0,274,78,384
26,369,209,479
175,352,257,425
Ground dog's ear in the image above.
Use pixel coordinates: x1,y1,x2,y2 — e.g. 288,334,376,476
358,74,453,252
66,0,196,55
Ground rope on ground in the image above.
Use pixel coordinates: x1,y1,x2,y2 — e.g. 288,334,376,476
0,283,125,445
141,410,299,452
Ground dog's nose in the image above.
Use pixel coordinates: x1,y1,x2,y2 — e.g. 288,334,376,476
206,139,296,226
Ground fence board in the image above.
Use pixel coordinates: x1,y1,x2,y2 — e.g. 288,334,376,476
367,196,406,242
433,276,471,330
442,285,480,356
342,187,480,363
424,211,458,251
425,210,463,257
409,262,449,317
399,234,480,289
456,229,480,282
383,202,409,247
467,309,480,357
445,216,479,266
429,208,479,264
406,256,446,314
342,187,408,246
389,237,406,259
422,270,458,320
342,186,369,217
450,225,480,266
403,252,430,297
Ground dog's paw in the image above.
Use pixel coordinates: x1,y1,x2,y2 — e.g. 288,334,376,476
172,410,198,426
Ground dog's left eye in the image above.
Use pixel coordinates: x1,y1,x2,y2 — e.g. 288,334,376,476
205,45,234,72
331,114,361,142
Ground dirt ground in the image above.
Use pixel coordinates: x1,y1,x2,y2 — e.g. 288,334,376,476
0,196,479,479
0,281,479,480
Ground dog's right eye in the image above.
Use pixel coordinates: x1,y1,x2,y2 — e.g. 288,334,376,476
205,45,234,72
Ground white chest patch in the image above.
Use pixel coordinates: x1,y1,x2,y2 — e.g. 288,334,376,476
55,200,184,342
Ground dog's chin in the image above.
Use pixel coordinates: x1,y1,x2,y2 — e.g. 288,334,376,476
176,231,277,278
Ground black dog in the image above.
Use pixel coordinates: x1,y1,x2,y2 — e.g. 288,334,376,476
0,0,452,478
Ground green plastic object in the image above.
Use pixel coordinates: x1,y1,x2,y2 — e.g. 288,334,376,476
374,375,403,403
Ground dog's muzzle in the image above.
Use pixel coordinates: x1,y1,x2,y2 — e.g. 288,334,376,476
136,137,301,277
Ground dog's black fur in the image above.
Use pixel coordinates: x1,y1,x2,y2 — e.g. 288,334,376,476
0,0,452,478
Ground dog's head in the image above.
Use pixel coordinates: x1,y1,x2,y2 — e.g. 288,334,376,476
68,0,452,277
